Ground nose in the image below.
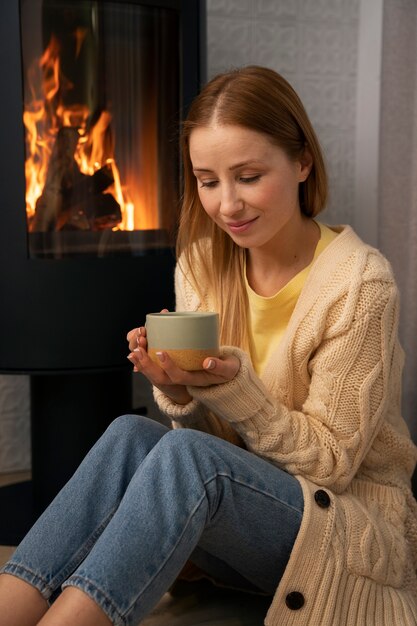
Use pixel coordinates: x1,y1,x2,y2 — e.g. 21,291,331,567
219,184,243,217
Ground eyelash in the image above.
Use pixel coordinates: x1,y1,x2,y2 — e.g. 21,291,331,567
199,175,261,189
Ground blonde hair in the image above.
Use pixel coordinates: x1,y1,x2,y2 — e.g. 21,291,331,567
177,65,328,350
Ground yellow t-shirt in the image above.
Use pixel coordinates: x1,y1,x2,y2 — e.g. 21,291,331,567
246,222,338,376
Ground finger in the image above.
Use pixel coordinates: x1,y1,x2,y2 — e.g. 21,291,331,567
128,348,173,387
138,334,147,349
202,355,240,380
127,347,141,371
129,326,149,352
128,332,139,352
154,352,227,386
154,351,190,385
127,350,139,372
126,327,139,342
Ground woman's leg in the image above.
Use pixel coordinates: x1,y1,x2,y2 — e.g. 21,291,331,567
57,428,303,626
0,574,48,626
37,587,112,626
0,579,111,626
0,414,169,625
1,422,303,626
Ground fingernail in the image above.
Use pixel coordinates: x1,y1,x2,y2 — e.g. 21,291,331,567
156,351,165,363
205,359,215,370
133,348,143,359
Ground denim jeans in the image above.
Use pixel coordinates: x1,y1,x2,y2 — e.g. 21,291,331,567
1,414,303,626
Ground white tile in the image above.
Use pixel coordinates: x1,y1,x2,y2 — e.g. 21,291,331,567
0,376,31,473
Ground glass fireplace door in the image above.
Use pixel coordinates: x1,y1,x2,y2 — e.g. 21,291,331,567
20,0,179,258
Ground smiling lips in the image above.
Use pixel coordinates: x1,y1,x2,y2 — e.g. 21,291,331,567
226,217,258,233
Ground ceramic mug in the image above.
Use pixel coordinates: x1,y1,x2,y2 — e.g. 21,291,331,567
146,311,219,371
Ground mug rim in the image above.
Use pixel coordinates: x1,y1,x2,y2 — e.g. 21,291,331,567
146,311,218,318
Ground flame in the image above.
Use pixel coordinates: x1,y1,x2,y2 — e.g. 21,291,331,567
74,28,87,59
23,33,155,232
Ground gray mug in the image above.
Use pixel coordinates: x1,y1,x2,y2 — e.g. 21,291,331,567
146,311,220,371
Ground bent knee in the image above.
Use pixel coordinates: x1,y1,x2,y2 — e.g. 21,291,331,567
104,414,166,442
157,427,210,456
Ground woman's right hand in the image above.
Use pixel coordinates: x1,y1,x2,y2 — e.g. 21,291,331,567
126,323,193,406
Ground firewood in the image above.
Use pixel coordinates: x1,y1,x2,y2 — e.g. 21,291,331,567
31,127,81,231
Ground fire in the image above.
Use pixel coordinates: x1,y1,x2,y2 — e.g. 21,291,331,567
23,34,149,232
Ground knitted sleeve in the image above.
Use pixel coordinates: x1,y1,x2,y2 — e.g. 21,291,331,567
186,276,402,493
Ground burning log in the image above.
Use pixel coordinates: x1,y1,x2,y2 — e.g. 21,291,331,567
31,127,80,231
30,126,122,232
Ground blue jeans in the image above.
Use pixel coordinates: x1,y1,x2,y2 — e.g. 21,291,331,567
1,415,303,626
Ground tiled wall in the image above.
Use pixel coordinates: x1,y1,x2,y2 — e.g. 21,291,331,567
0,376,31,472
206,0,360,226
0,0,363,472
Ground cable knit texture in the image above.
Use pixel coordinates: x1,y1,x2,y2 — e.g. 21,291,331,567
153,225,417,625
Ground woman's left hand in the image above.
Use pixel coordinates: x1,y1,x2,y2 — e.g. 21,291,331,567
127,348,240,389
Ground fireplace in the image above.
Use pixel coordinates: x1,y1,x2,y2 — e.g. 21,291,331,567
0,0,205,539
22,0,181,258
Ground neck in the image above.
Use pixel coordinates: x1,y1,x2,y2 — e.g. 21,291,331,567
246,217,320,296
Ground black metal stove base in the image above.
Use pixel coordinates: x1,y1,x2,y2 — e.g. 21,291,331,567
0,369,133,548
0,481,35,546
30,369,133,517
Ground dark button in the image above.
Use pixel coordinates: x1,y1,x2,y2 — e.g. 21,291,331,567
285,591,305,610
314,489,331,508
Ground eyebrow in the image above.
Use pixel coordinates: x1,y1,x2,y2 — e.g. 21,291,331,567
192,160,264,173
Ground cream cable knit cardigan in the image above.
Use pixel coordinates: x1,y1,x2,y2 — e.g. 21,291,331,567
153,225,417,625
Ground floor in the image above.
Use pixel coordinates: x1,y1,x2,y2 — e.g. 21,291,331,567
0,472,269,625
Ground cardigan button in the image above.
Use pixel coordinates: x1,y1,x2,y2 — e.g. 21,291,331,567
314,489,331,508
285,591,305,610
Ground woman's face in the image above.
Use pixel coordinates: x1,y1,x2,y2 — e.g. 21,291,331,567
189,124,312,253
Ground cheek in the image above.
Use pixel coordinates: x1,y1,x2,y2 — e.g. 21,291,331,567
198,191,218,219
260,178,298,207
251,182,280,207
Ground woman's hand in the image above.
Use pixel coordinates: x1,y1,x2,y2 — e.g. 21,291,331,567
126,323,240,405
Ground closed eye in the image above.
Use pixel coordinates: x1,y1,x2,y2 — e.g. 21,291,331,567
199,180,218,188
239,175,261,184
198,174,261,188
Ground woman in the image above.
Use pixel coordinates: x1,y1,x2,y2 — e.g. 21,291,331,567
1,65,417,626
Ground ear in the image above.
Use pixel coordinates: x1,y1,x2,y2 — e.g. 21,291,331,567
298,146,313,182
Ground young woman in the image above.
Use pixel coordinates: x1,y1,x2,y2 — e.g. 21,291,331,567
1,65,417,626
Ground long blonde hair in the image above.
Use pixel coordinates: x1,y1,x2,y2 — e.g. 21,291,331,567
176,66,328,350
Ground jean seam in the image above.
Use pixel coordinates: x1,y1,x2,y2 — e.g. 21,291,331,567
204,471,304,517
124,470,302,621
123,488,208,621
3,506,119,600
49,506,119,592
63,574,126,626
68,477,214,622
0,562,54,599
67,487,210,623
